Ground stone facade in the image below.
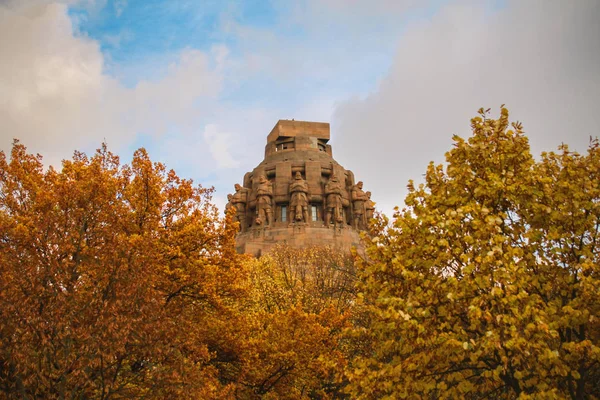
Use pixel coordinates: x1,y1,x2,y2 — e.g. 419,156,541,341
227,119,374,256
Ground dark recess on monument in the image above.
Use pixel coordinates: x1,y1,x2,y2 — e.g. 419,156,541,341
226,120,375,256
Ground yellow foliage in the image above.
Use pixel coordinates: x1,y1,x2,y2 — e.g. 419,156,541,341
345,108,600,399
235,245,359,399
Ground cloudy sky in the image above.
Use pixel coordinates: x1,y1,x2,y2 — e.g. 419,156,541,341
1,0,599,216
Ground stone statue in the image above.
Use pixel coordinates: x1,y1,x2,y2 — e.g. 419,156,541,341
289,171,310,223
365,191,376,222
255,175,273,226
225,194,234,215
325,173,344,228
351,181,369,230
231,184,249,232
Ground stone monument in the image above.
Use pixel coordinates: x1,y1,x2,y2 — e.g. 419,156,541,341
227,119,374,256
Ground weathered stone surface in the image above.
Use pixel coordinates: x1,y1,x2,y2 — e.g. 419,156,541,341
289,171,310,223
228,119,374,256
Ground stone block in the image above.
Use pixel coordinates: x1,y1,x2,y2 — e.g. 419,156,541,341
275,162,291,197
267,120,330,143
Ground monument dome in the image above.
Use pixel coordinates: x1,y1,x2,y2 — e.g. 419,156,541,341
226,119,375,256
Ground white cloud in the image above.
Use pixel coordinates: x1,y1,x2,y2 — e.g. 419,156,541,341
2,0,597,221
131,48,222,136
332,0,600,216
203,124,239,169
0,2,110,161
0,2,226,167
279,0,406,39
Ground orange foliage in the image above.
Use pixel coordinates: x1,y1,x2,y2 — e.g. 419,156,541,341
0,141,246,398
0,142,364,399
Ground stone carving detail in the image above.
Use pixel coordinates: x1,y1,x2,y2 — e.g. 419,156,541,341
351,181,369,230
255,175,273,227
229,119,376,255
231,184,249,232
225,194,233,214
365,191,376,222
325,173,344,228
289,171,310,223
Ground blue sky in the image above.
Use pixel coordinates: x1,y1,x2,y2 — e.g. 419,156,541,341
1,0,598,215
71,1,396,97
67,0,409,193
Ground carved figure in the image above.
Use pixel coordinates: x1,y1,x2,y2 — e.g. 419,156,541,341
289,171,310,223
225,194,234,215
255,175,273,226
351,181,369,230
365,191,376,222
231,184,249,232
325,173,344,228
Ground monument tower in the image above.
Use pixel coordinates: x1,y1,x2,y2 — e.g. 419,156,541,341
227,120,375,256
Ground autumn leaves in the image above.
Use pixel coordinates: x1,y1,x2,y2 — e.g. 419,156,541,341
1,106,599,398
0,143,357,398
345,108,600,399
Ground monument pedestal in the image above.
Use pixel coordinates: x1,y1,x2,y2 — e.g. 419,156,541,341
236,225,364,257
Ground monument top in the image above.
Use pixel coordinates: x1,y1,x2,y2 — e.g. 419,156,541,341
267,119,330,143
228,119,374,256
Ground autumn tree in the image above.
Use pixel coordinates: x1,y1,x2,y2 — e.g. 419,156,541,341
229,245,359,399
251,245,357,315
345,108,600,399
0,142,247,398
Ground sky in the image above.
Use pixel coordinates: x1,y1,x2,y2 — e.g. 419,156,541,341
1,0,599,217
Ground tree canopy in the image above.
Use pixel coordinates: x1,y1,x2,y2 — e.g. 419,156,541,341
2,106,599,399
0,142,247,398
0,144,357,398
346,108,600,399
